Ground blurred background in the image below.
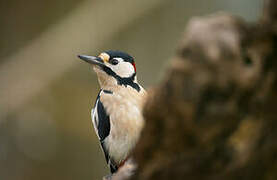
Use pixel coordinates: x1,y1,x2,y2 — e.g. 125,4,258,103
0,0,262,179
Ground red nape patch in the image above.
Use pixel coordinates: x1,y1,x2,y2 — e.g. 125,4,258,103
132,62,136,72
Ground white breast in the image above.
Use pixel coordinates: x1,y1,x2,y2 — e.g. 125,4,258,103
100,86,146,164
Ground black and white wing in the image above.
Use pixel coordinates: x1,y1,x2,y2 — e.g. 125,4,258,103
91,91,110,141
91,90,118,173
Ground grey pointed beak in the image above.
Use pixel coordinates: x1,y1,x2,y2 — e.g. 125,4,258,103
78,55,105,67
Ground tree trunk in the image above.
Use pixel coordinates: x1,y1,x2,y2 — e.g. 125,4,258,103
112,0,277,179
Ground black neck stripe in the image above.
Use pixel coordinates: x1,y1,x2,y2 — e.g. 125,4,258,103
103,90,113,94
102,66,141,92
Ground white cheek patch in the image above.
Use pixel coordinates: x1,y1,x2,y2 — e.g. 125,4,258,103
106,58,135,78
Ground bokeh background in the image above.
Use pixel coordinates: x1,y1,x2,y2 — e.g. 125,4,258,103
0,0,262,179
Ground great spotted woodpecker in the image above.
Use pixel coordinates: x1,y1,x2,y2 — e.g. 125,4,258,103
78,50,146,174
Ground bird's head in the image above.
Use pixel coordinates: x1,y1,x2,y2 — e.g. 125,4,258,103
78,50,139,89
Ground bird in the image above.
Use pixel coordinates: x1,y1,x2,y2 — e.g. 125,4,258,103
78,50,147,174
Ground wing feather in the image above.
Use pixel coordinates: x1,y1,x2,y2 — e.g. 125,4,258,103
96,98,110,141
91,90,118,173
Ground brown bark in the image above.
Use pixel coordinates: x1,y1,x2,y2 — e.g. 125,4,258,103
112,0,277,179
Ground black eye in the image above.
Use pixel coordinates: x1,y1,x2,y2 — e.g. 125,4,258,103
110,59,119,65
